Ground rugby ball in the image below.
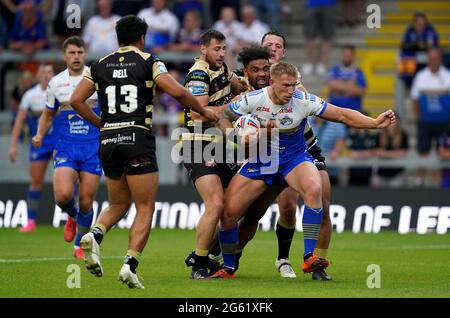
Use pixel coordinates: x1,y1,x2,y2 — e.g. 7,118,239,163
234,114,260,136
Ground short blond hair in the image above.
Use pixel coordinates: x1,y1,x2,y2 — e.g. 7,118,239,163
270,61,298,78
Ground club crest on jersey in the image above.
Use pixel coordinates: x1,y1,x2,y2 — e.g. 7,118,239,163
279,116,293,126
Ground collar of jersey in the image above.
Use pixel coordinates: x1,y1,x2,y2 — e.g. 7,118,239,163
117,46,142,54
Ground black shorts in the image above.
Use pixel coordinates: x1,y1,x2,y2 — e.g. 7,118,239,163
99,129,158,179
181,139,238,186
309,145,327,171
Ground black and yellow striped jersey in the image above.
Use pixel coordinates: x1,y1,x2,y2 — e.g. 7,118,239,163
184,58,236,132
84,46,168,133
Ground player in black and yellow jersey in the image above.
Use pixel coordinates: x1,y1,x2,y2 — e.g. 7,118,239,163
70,15,217,288
182,29,245,279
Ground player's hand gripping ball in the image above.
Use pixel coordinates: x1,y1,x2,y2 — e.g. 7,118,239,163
234,114,260,137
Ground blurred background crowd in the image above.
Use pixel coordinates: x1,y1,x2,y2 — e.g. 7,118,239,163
0,0,449,188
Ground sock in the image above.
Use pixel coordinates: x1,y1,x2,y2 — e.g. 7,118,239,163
208,241,222,257
74,209,94,248
218,225,238,270
124,249,141,273
194,249,209,269
314,248,328,259
276,222,295,260
302,206,323,256
27,189,41,221
60,197,79,219
91,224,106,245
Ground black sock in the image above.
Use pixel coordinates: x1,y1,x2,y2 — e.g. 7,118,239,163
276,222,295,260
208,241,222,257
91,227,104,245
193,254,208,269
303,252,313,261
124,255,139,273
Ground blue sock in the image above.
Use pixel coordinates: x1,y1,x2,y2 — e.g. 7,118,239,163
302,206,323,256
60,197,79,218
27,189,41,221
218,225,238,270
74,209,93,248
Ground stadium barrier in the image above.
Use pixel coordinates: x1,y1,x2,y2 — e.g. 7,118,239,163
1,184,449,234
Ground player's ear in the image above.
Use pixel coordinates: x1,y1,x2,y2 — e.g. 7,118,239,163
200,44,207,57
139,34,145,49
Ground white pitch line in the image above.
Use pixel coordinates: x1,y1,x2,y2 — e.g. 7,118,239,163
0,256,123,263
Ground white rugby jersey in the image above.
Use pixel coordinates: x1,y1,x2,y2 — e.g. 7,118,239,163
229,87,327,133
20,84,47,116
46,66,99,142
46,66,97,111
228,87,327,158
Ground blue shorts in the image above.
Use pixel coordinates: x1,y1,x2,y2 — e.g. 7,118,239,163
53,140,102,176
239,151,314,186
29,143,54,162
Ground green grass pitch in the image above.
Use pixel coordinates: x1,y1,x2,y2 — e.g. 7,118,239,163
0,227,449,298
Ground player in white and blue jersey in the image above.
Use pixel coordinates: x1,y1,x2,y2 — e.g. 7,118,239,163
32,36,101,259
211,61,396,278
9,63,56,232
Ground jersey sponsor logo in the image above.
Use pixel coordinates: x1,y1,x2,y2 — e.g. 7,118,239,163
155,61,168,74
279,107,293,114
103,121,136,128
101,132,135,145
106,62,137,68
189,70,207,81
256,106,270,112
57,83,71,88
187,81,207,96
112,69,128,78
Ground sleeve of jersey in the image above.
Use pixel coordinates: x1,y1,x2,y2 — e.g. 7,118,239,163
151,57,169,81
228,93,252,116
84,65,94,83
45,82,57,110
185,70,209,96
19,91,31,110
305,93,328,116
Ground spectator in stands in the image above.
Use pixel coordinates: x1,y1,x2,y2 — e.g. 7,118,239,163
372,113,409,187
173,0,204,24
235,5,269,52
399,12,440,88
83,0,121,56
169,10,202,53
8,0,48,56
0,0,20,36
168,10,202,74
339,0,362,27
112,0,146,16
411,48,450,157
310,116,347,185
346,110,378,186
0,14,7,49
138,0,179,53
50,0,96,48
438,129,450,188
212,6,241,70
302,0,336,77
250,0,281,32
209,0,241,25
8,70,36,128
327,44,367,111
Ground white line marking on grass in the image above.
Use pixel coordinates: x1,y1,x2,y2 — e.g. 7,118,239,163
0,256,123,263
